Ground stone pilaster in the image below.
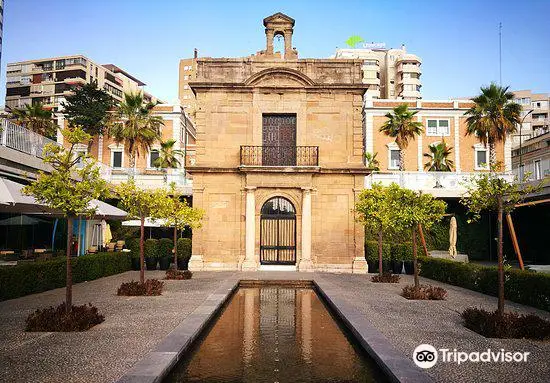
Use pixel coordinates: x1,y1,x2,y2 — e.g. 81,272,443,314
298,187,314,272
241,186,258,271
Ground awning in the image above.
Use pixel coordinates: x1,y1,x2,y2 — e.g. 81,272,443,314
0,177,128,219
122,218,168,227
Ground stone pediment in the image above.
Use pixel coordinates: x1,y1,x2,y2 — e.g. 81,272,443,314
245,67,315,87
263,12,295,26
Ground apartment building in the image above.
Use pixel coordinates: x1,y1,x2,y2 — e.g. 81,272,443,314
511,90,549,148
363,99,511,198
178,49,199,121
5,55,161,111
333,44,422,100
55,103,196,194
512,131,550,182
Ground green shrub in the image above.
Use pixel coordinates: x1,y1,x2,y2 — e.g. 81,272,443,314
157,238,174,259
365,241,391,262
424,221,449,251
391,242,414,261
144,239,158,259
125,238,140,259
419,256,550,311
0,252,131,301
177,238,192,262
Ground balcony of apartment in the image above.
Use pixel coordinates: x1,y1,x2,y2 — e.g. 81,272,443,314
398,77,421,86
513,159,550,182
0,119,60,178
365,171,515,198
397,63,422,74
98,164,193,194
399,89,422,99
240,146,319,171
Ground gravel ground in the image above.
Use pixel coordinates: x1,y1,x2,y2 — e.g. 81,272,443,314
0,271,548,383
0,271,235,383
323,274,550,383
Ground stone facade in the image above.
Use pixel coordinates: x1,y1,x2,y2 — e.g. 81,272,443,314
187,13,369,272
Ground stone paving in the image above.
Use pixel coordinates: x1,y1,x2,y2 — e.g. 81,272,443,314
0,270,548,383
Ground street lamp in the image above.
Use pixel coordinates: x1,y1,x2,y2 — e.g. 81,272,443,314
518,109,533,178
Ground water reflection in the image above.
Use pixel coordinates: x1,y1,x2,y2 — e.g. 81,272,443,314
166,287,386,383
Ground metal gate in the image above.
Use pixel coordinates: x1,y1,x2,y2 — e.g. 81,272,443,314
260,197,296,265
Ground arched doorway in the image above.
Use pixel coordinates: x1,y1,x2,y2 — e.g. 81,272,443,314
260,196,296,265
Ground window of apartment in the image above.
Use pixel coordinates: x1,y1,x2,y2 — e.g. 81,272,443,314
389,149,400,169
534,160,541,180
111,151,123,168
519,164,525,180
426,119,450,136
474,144,488,170
149,150,160,168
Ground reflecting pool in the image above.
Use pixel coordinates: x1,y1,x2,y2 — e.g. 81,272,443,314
165,286,387,382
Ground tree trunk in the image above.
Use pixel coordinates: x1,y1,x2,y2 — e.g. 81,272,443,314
173,224,178,270
412,226,419,289
489,141,497,169
399,148,405,171
140,216,145,284
497,197,505,316
129,152,136,180
65,217,74,312
378,228,383,277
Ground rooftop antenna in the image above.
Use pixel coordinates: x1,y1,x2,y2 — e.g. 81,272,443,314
499,22,502,86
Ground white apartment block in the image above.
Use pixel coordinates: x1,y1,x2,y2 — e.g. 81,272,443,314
333,43,422,100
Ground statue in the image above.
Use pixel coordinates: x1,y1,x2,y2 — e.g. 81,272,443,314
449,216,457,258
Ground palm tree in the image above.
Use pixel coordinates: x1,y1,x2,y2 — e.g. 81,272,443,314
9,103,57,138
424,140,454,171
154,139,184,183
109,92,163,177
379,104,424,170
464,83,521,168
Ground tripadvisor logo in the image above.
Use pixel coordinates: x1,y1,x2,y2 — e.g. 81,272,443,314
413,344,530,369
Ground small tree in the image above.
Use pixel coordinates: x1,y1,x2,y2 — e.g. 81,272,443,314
116,182,171,283
392,186,446,288
424,140,454,171
365,152,380,171
9,103,58,138
461,164,540,316
62,81,113,146
355,183,393,276
23,127,109,311
160,183,203,269
154,139,184,184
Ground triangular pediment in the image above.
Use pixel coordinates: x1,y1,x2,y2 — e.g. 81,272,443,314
263,12,295,26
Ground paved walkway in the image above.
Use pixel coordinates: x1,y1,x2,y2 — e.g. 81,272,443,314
0,271,548,383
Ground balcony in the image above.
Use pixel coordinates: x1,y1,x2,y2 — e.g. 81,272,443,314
99,165,193,195
240,146,319,167
397,64,422,74
0,119,59,159
365,171,515,198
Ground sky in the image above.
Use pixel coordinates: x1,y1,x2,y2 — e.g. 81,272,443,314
2,0,549,105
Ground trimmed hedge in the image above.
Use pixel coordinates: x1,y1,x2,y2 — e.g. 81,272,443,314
365,241,391,262
419,256,550,312
144,239,158,259
391,242,414,261
177,238,192,262
0,252,131,302
158,238,174,258
126,238,140,258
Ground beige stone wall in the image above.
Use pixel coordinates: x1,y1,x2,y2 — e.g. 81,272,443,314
189,55,367,271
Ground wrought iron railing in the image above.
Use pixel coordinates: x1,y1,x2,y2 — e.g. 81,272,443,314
0,118,60,158
240,145,319,166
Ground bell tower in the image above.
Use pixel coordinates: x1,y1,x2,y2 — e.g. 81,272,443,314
262,12,298,59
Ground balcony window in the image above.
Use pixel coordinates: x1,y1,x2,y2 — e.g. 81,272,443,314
534,160,541,180
111,151,123,168
388,147,400,170
149,150,160,168
474,145,488,170
426,119,450,136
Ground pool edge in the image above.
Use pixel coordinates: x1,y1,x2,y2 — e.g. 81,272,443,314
115,275,434,383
